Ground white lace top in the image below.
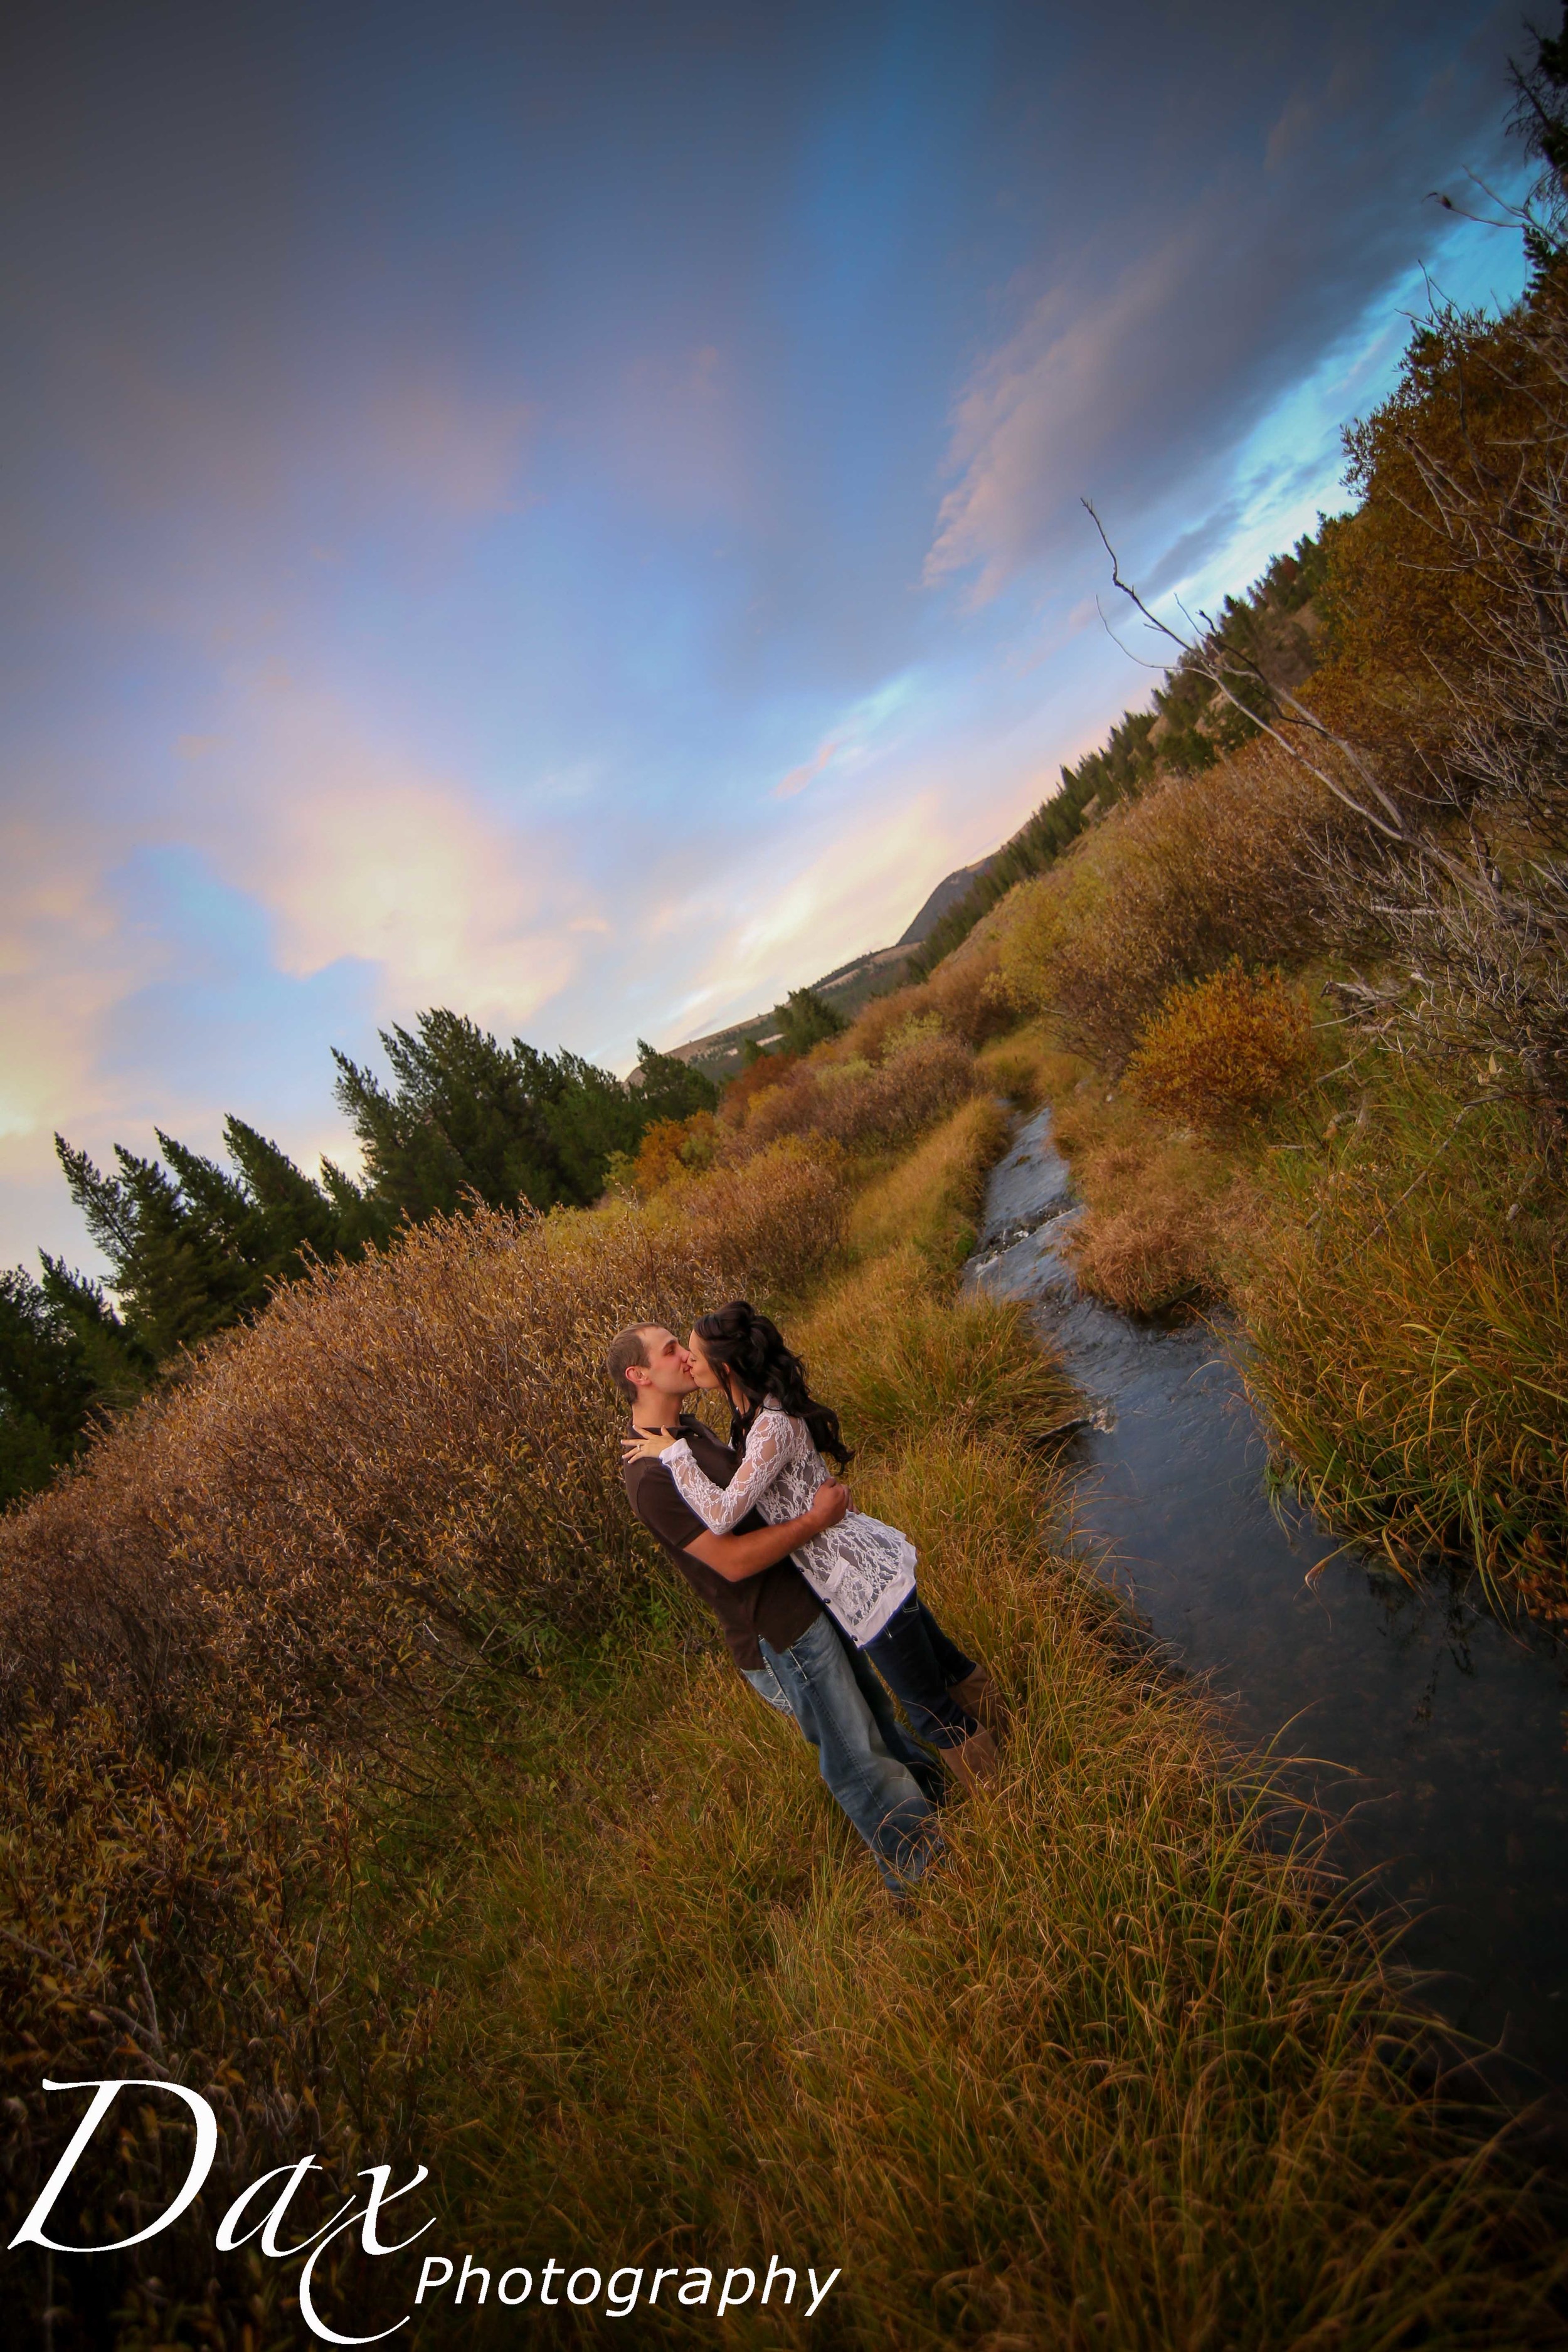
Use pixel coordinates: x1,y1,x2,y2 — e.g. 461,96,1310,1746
662,1401,916,1644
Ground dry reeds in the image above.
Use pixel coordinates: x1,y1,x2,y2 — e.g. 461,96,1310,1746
650,1136,849,1303
847,1094,1011,1271
1234,1074,1568,1611
995,741,1357,1067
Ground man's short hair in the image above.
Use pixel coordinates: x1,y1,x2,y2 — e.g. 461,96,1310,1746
607,1324,655,1401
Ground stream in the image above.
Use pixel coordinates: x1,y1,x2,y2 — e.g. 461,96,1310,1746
963,1106,1568,2107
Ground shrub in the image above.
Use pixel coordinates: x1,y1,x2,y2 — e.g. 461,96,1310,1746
717,1046,799,1124
622,1110,718,1198
652,1137,850,1305
1125,965,1320,1130
842,943,1014,1064
738,1029,979,1156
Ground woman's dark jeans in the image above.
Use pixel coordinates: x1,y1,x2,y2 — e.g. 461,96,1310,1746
862,1592,978,1750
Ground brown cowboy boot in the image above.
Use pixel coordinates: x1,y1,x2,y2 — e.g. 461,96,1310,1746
941,1723,1000,1795
947,1664,1006,1737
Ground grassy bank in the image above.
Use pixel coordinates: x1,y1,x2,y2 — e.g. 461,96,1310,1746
1002,1007,1568,1619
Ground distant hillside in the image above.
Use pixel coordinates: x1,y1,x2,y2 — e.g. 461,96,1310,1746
896,855,999,948
670,526,1329,1081
670,854,990,1080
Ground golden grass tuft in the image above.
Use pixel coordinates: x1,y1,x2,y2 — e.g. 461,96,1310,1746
798,1244,1082,1454
1234,1075,1568,1609
847,1094,1011,1271
1048,1091,1236,1315
975,1020,1089,1108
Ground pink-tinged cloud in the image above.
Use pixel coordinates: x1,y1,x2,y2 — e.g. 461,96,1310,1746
923,220,1212,605
183,680,588,1030
0,812,170,1194
350,374,536,517
774,738,840,799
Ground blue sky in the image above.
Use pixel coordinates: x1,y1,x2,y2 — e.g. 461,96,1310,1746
0,0,1530,1270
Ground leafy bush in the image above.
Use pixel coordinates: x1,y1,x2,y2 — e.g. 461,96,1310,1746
1125,965,1319,1130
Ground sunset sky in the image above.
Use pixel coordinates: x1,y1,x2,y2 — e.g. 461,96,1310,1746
1,0,1530,1271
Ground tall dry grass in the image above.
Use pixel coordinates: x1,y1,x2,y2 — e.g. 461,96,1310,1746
0,1209,704,1745
1234,1073,1568,1613
408,1411,1560,2348
0,1147,849,1747
847,1094,1010,1271
0,1706,432,2346
795,1243,1078,1450
994,741,1356,1067
649,1135,849,1303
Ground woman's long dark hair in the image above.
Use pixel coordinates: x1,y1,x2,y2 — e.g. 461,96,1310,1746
693,1300,853,1468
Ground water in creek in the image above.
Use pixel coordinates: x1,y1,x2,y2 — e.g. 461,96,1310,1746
963,1106,1568,2102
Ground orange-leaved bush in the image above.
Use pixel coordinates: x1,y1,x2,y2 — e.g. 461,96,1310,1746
1125,965,1318,1130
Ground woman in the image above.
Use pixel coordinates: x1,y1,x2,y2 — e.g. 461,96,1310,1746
622,1300,1002,1791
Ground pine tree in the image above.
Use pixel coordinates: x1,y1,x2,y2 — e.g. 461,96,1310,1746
0,1267,104,1504
631,1042,720,1126
1513,4,1568,277
48,1121,381,1380
332,1010,711,1219
772,989,847,1057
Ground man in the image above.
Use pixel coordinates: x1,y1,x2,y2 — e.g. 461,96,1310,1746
610,1323,941,1892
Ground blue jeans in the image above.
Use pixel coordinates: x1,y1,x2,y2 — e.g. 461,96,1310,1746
749,1613,943,1890
862,1592,978,1750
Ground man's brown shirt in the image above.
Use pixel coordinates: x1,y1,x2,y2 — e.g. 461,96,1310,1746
622,1412,819,1671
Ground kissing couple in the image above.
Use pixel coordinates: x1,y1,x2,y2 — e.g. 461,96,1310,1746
611,1301,1002,1895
